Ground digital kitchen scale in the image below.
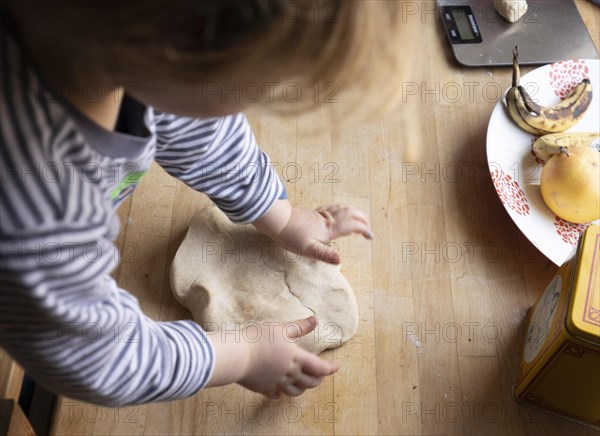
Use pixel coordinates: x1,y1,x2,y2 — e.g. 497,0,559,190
439,0,599,66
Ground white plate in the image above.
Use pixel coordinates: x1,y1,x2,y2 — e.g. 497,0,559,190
486,59,600,266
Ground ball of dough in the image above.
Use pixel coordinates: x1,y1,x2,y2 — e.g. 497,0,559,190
493,0,528,23
170,206,359,354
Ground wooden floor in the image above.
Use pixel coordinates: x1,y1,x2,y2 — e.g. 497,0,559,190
50,2,599,435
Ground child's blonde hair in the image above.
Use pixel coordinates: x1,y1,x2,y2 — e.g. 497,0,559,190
15,1,416,113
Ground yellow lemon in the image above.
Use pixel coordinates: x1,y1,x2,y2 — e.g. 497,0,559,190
540,146,600,224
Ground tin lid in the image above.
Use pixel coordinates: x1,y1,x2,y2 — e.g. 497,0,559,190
567,224,600,346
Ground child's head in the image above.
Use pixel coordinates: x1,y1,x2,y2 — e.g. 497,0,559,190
10,0,416,119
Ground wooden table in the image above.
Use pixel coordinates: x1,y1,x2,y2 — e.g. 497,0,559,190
1,350,35,435
49,2,599,435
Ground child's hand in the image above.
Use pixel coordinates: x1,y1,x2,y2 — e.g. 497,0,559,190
238,316,338,398
253,200,373,264
276,204,373,264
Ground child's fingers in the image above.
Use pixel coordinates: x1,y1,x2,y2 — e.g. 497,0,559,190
290,371,324,390
331,218,373,240
345,207,371,228
316,208,336,226
319,204,370,226
282,384,305,397
324,204,370,224
319,206,372,238
298,352,339,377
265,390,282,399
341,209,371,231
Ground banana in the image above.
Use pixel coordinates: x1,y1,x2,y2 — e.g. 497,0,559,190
506,46,593,135
533,132,600,161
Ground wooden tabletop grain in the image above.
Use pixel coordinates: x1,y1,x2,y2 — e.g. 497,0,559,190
49,2,599,435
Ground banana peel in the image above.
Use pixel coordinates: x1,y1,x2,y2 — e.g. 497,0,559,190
505,46,593,136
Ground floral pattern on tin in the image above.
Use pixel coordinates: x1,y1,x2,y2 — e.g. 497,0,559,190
490,166,530,216
549,60,589,99
553,217,588,246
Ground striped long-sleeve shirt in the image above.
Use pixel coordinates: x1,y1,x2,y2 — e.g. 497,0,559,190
0,22,285,406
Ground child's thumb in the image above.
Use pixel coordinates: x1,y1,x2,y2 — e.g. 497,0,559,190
309,241,341,265
286,316,318,339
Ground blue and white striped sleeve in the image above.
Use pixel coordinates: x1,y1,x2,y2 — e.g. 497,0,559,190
0,150,216,407
1,257,215,407
152,112,287,224
0,165,215,408
0,31,214,406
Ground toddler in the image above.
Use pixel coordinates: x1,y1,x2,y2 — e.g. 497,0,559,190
0,0,407,405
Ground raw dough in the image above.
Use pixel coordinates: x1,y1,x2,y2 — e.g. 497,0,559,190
170,206,358,353
493,0,528,23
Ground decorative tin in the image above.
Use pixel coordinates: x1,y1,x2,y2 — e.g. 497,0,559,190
514,224,599,428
